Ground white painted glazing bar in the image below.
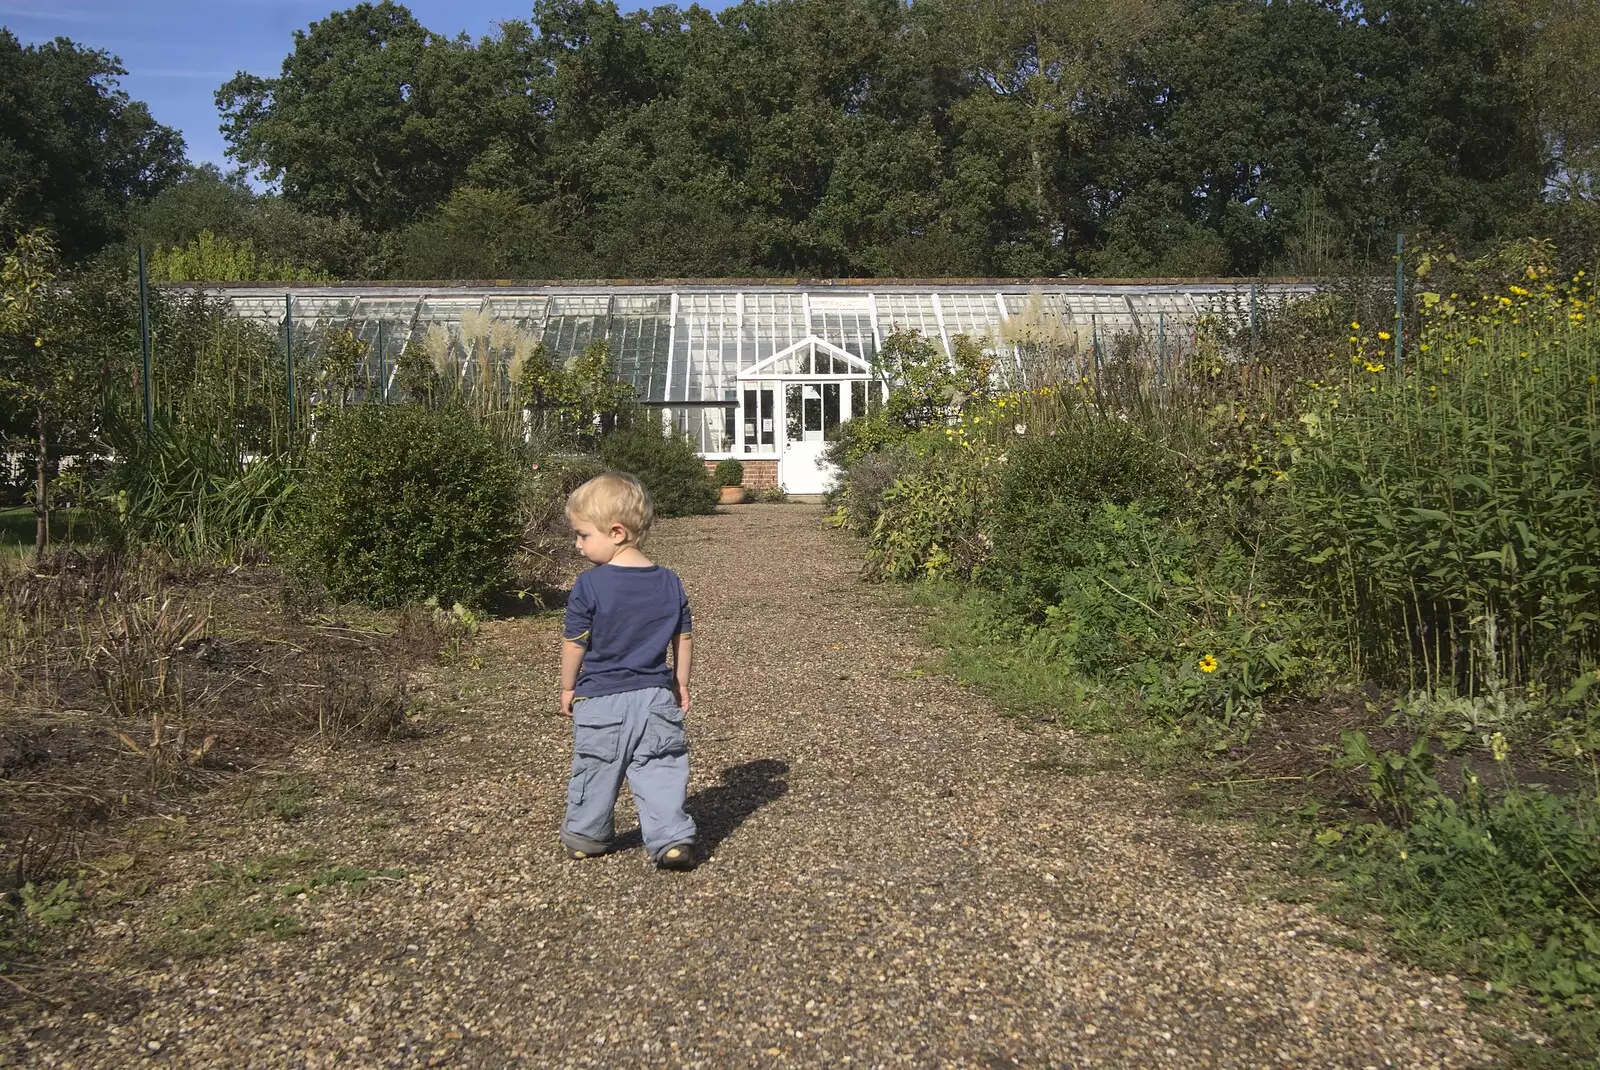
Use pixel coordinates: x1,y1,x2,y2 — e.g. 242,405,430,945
931,293,953,364
664,293,679,404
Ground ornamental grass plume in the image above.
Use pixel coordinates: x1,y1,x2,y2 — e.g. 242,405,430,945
424,323,453,380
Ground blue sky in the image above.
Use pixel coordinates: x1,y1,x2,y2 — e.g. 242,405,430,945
2,0,546,169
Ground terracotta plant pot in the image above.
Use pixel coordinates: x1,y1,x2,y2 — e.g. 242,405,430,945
718,485,747,505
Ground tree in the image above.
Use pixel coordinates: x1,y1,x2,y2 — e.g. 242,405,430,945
1093,0,1366,274
217,2,486,231
0,31,186,260
0,231,117,549
1527,0,1600,202
933,0,1175,273
131,165,374,279
147,231,333,282
391,187,554,279
1354,0,1547,245
212,0,1587,280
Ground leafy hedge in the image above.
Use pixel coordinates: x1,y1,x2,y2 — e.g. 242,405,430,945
289,405,521,607
598,419,717,518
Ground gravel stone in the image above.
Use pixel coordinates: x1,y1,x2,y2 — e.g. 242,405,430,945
3,506,1501,1068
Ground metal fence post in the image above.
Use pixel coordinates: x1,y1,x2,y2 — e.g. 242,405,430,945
137,246,153,435
1091,313,1102,382
377,319,387,402
1250,282,1258,343
1158,311,1167,386
284,293,295,430
1395,232,1405,373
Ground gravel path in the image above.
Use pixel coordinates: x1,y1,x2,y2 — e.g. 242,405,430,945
6,506,1497,1068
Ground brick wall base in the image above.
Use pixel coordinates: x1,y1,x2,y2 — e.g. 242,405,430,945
704,458,780,490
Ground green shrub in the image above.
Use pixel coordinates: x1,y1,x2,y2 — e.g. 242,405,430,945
984,499,1322,730
99,422,296,560
713,458,744,486
832,440,914,535
981,418,1186,617
1319,765,1600,1006
289,405,520,607
866,439,989,581
520,454,606,540
517,453,606,581
826,409,901,471
598,419,717,518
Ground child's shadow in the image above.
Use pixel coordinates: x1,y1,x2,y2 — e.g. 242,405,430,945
615,758,789,856
687,758,789,854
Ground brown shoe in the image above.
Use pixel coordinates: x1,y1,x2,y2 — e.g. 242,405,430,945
656,843,695,871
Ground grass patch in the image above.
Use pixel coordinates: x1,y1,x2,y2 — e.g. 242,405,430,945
154,849,404,960
909,581,1211,773
0,507,96,558
2,548,435,896
246,776,315,823
0,507,30,556
0,878,85,959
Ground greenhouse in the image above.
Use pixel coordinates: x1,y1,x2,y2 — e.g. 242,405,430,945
213,280,1316,494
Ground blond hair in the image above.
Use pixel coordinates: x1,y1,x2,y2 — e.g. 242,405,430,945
566,472,653,543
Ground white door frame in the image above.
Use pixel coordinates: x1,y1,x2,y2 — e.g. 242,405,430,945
737,335,884,495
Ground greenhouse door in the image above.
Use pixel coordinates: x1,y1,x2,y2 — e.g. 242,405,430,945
781,382,842,494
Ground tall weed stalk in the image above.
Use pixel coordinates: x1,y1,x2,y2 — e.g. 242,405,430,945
1278,275,1599,695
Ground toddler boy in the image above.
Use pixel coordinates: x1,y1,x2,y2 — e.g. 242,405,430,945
559,472,697,870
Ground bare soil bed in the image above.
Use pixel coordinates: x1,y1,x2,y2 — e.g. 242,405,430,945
2,507,1505,1067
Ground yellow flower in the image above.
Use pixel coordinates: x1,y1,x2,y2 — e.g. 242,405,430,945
1198,654,1218,674
1509,285,1531,298
33,337,43,348
1377,331,1391,341
1350,321,1361,331
1490,732,1509,762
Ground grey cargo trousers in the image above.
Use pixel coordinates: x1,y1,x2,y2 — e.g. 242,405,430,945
562,686,696,862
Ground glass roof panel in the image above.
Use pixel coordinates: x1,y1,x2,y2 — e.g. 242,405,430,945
1131,292,1198,319
228,295,288,323
349,296,422,321
348,297,421,355
209,283,1321,405
1190,288,1247,315
483,295,549,322
938,293,1004,348
614,295,673,402
673,293,738,403
810,307,876,366
875,294,938,340
742,293,806,367
290,295,359,323
543,295,611,357
417,296,484,323
1057,294,1135,338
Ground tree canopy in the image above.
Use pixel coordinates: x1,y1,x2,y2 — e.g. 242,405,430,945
3,0,1597,278
210,0,1593,278
0,31,186,259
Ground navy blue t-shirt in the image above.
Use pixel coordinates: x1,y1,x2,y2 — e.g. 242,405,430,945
563,564,693,698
